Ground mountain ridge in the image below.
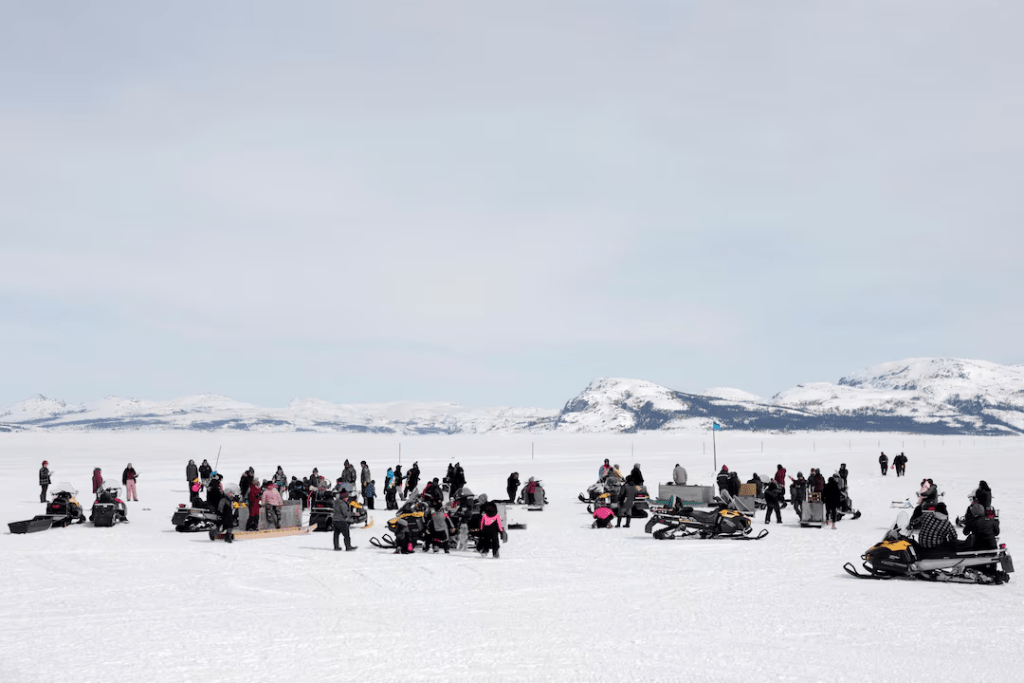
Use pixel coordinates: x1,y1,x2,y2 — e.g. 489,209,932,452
3,358,1023,435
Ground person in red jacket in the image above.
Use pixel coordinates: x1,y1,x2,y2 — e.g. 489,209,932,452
246,481,262,530
774,464,787,487
92,468,104,495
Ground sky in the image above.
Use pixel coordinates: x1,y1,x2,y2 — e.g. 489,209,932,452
1,2,1022,409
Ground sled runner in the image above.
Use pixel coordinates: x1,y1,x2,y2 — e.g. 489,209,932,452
210,525,313,541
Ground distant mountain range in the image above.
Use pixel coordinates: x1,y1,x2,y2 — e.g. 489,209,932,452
3,358,1023,435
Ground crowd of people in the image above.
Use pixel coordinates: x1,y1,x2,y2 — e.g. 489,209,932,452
37,460,140,504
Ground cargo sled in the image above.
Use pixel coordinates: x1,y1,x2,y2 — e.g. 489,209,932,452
9,483,87,532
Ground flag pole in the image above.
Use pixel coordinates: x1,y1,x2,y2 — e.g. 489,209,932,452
713,428,717,472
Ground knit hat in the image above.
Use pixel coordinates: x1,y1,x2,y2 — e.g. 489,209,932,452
42,460,48,466
338,489,349,498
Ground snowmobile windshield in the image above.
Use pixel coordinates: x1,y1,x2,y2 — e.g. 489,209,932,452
885,510,911,541
101,480,120,495
222,483,241,498
52,482,78,498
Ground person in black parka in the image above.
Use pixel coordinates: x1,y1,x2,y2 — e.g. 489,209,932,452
878,452,889,475
39,460,52,503
728,471,741,497
616,477,636,528
716,466,731,495
975,481,993,509
823,475,842,528
214,494,235,543
507,472,520,502
764,479,784,524
186,459,199,485
629,464,644,486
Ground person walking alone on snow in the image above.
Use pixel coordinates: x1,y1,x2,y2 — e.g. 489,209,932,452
121,463,139,502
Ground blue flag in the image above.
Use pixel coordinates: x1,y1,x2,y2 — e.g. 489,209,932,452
713,422,722,431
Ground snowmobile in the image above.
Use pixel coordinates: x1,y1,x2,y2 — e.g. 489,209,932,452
90,482,129,527
516,480,547,510
370,500,430,550
644,498,767,540
308,488,370,531
172,501,221,532
8,482,87,533
836,490,862,521
844,511,1013,584
579,478,650,517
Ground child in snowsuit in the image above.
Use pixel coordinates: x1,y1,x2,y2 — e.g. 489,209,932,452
392,517,414,554
423,506,454,553
479,500,505,558
365,480,376,509
214,495,236,543
592,504,615,528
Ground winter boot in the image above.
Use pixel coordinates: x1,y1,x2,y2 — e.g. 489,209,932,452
346,545,358,552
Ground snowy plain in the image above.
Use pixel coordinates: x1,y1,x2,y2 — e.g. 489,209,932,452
1,432,1021,683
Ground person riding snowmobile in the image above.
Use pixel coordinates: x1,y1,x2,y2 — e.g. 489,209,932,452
910,502,957,552
961,502,1000,551
918,479,938,507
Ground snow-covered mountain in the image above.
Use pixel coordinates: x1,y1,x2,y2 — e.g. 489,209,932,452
3,358,1023,435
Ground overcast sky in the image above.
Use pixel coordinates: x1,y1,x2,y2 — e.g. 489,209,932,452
1,2,1022,409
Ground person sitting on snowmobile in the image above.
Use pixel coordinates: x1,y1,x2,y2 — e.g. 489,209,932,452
974,480,993,509
716,466,730,494
917,479,938,507
673,464,688,485
789,472,806,518
423,503,454,553
629,464,644,486
960,502,1000,551
599,459,612,480
207,475,223,509
911,502,957,552
592,502,615,529
189,479,205,508
422,478,443,507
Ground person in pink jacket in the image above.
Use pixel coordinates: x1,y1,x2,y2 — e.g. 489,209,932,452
260,482,284,529
592,503,616,528
479,499,506,558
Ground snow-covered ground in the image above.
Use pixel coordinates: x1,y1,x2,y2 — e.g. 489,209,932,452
1,432,1020,683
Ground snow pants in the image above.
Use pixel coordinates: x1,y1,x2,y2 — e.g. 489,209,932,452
40,484,48,503
126,480,138,501
764,500,782,523
507,485,517,502
479,524,501,554
826,503,839,524
265,505,281,529
880,462,888,475
333,521,352,550
366,497,374,510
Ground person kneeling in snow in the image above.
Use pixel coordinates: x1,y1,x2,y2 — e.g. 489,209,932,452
592,503,615,529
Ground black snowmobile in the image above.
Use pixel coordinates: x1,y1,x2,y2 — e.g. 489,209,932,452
844,511,1013,584
370,500,430,551
172,501,221,532
309,488,370,531
580,478,650,518
90,482,129,527
644,498,767,540
8,482,87,533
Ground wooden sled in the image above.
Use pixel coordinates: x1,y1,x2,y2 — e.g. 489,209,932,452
211,525,313,541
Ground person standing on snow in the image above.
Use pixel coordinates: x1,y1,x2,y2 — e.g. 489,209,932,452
198,459,212,481
479,499,505,558
507,472,520,502
186,459,198,485
616,477,637,528
121,463,139,502
273,466,287,491
246,479,262,530
39,460,52,502
331,488,357,551
789,472,807,518
893,453,907,477
405,462,420,494
716,466,730,494
92,467,104,495
764,479,784,524
365,480,376,510
360,461,371,499
823,475,842,529
673,464,688,485
838,463,849,484
629,464,644,486
878,452,889,475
